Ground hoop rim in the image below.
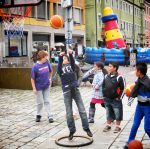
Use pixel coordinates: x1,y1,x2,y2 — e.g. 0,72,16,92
55,135,93,147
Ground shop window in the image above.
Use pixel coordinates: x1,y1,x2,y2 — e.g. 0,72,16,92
5,32,28,57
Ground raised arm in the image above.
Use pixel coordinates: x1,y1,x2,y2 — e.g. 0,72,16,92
68,49,75,71
57,52,64,76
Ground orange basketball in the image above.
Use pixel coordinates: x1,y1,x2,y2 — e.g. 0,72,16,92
128,140,143,149
50,15,64,29
124,83,135,97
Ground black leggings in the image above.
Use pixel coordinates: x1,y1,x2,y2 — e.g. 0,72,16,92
90,102,105,109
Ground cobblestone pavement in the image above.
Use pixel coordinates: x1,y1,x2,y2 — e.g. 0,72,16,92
0,66,150,149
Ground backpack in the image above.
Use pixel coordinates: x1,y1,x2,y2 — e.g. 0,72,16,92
103,74,121,99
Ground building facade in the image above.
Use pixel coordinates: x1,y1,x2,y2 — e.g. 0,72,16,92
0,0,85,65
145,0,150,47
85,0,145,48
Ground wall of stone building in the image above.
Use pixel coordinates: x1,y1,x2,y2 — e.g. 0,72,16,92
0,64,59,90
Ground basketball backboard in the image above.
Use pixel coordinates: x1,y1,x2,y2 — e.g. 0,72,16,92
0,0,43,8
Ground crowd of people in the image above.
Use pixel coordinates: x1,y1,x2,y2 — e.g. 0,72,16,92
30,49,150,149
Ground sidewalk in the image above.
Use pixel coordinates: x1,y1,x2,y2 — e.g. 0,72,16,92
0,66,149,149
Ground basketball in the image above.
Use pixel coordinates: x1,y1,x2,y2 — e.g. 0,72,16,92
128,140,143,149
124,83,135,97
50,15,64,29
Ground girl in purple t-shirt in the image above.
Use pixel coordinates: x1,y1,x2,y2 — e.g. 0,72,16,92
31,50,54,123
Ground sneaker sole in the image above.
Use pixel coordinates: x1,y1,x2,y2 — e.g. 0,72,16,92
103,129,111,132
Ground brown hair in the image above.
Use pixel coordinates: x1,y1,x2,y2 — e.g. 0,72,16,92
94,62,104,69
63,54,70,61
37,50,48,60
95,62,108,75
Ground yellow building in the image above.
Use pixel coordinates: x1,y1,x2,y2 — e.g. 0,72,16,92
0,0,85,65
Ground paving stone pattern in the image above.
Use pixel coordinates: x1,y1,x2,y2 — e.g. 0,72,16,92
0,66,149,149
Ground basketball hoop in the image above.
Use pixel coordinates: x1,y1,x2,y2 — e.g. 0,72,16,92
0,6,32,38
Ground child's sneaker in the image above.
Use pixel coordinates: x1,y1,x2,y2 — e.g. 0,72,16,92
49,118,54,123
113,127,121,133
36,115,41,122
85,128,93,137
68,131,76,140
103,125,111,132
88,119,94,123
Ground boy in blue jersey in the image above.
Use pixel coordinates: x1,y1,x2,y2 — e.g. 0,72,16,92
57,49,93,140
124,62,150,149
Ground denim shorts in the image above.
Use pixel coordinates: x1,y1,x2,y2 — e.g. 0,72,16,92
105,98,123,121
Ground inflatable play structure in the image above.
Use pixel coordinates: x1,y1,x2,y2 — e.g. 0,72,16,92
84,47,150,64
84,7,150,64
102,7,126,49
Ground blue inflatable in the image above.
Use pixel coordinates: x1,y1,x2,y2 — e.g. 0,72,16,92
84,47,150,65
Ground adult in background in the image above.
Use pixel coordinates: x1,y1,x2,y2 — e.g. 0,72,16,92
132,48,138,66
101,53,105,63
124,45,130,67
31,50,54,123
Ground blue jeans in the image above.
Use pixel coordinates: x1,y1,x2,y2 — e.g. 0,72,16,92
128,104,150,143
63,88,89,132
105,98,123,121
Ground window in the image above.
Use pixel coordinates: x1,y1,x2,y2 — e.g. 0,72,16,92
105,0,109,4
120,20,123,29
129,4,130,14
111,0,114,7
116,0,119,9
123,2,125,12
32,1,50,20
130,5,133,15
126,22,128,31
123,21,126,30
58,4,64,17
98,14,102,28
54,3,65,18
126,3,128,13
5,33,28,57
134,7,136,16
97,0,101,3
73,8,82,24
